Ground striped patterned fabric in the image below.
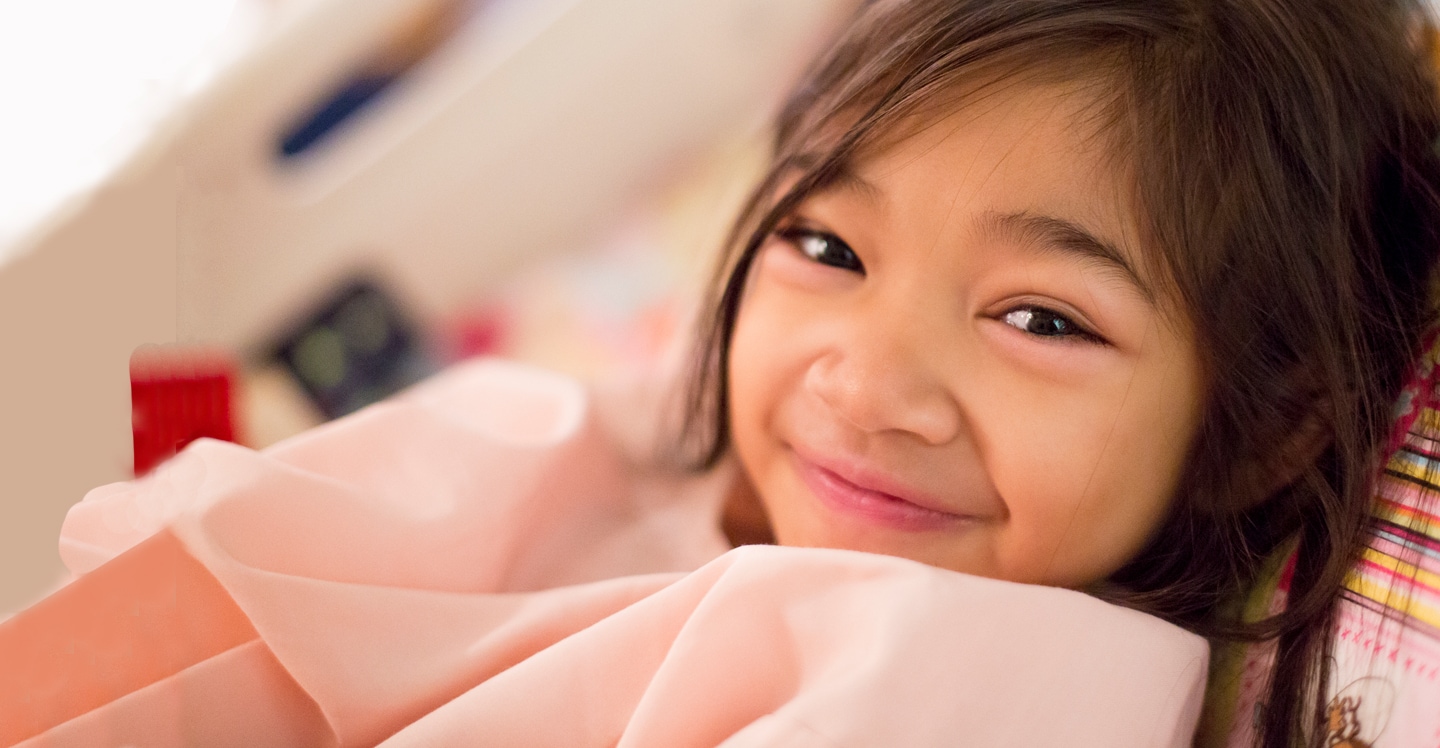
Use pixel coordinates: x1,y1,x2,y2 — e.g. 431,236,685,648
1203,338,1440,748
1351,418,1440,642
1316,422,1440,745
1315,358,1440,747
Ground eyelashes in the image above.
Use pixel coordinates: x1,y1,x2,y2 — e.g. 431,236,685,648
1000,307,1105,344
775,226,864,273
771,225,1107,346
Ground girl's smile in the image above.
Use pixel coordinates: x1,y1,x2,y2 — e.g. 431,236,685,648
727,78,1205,589
791,447,990,533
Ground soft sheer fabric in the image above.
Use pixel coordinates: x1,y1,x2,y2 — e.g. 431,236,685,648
9,359,1208,747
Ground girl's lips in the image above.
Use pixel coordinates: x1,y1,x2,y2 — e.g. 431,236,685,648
792,451,976,532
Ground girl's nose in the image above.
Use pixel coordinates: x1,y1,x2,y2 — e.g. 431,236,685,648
802,313,964,446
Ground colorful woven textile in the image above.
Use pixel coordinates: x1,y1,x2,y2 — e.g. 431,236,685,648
1202,336,1440,747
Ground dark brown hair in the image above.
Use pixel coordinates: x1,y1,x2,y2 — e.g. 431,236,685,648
681,0,1440,745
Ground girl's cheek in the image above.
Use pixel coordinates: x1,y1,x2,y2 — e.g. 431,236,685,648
981,354,1196,586
981,410,1112,581
733,245,852,399
729,264,800,443
950,347,1127,580
975,317,1122,385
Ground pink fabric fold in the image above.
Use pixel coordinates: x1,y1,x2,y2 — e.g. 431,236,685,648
30,359,1207,746
382,544,1209,747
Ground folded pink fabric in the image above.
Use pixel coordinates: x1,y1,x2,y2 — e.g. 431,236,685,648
27,359,1208,746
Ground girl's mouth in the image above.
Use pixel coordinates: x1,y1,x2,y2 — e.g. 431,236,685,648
792,451,976,532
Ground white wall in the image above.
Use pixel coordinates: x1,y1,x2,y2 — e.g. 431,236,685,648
0,0,852,615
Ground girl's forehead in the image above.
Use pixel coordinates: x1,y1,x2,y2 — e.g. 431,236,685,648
848,79,1135,237
815,77,1180,319
853,64,1124,160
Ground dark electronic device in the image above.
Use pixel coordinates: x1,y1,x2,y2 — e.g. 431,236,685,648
267,278,437,419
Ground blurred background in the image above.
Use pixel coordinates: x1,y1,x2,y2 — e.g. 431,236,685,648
0,0,855,615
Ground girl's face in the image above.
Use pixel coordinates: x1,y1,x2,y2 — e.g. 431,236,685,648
728,81,1205,588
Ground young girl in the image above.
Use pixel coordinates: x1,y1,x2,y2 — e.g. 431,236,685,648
678,0,1440,744
7,0,1440,746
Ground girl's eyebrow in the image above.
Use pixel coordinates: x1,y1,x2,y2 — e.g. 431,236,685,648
983,210,1156,304
790,154,885,204
793,160,1154,303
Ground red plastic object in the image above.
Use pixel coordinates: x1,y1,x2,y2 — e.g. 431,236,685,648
130,346,239,476
443,305,510,362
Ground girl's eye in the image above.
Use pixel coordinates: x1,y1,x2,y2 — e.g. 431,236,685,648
777,228,864,273
1001,307,1103,343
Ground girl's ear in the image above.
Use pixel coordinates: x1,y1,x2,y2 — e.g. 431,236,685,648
1246,403,1333,503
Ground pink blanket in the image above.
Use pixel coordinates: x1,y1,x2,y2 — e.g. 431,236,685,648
11,360,1208,746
